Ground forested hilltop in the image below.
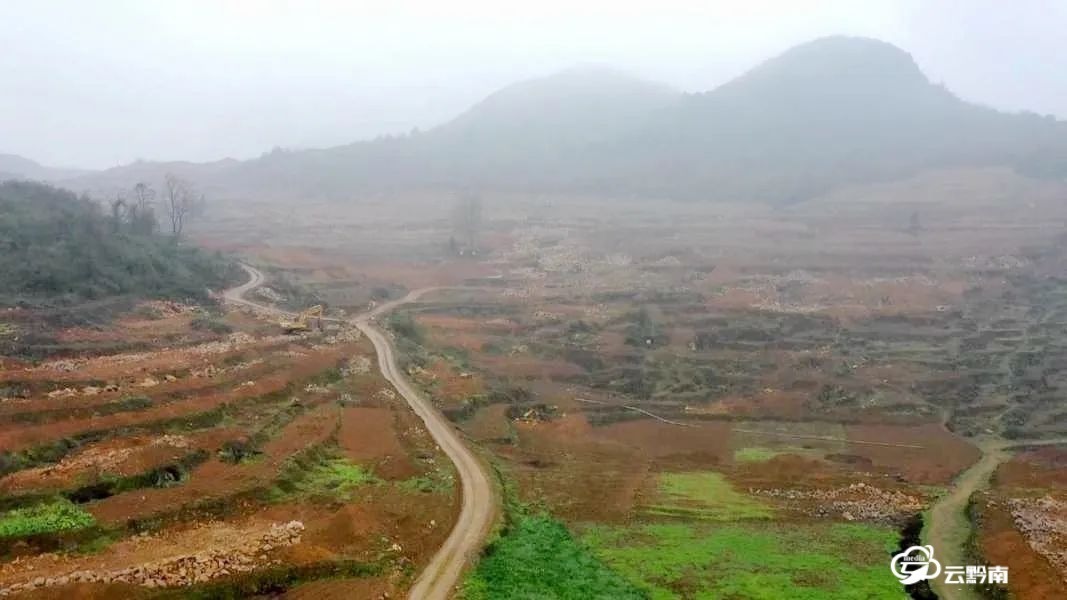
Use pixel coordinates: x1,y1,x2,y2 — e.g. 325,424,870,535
0,180,236,305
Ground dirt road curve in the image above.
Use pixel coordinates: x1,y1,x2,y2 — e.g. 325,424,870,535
926,436,1067,600
224,264,497,600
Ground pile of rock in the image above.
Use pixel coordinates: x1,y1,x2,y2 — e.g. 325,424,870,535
0,521,304,596
45,382,121,398
753,482,924,522
190,365,220,378
326,327,363,344
145,300,196,315
151,435,190,449
253,287,285,303
341,356,372,377
45,387,78,398
1009,496,1067,579
42,359,80,373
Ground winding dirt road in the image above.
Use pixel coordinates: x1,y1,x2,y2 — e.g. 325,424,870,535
926,435,1067,600
224,264,497,600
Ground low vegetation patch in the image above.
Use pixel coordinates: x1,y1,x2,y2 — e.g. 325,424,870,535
581,521,901,599
464,514,646,599
0,498,96,539
270,449,376,502
733,446,816,463
401,466,456,495
643,472,772,521
190,313,233,334
733,447,784,462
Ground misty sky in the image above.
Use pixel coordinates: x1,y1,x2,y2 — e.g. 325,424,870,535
3,0,1065,169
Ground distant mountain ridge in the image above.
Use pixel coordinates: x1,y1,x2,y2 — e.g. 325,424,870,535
0,154,88,182
45,36,1067,202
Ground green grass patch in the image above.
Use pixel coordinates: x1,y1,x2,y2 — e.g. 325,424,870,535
400,467,456,495
581,521,901,599
732,446,816,463
464,514,647,600
0,498,95,539
270,453,376,502
642,472,772,521
733,447,783,462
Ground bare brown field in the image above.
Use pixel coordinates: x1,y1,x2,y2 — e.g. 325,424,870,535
843,424,981,485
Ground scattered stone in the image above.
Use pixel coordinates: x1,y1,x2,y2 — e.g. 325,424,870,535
0,521,305,594
753,483,923,522
1009,496,1067,580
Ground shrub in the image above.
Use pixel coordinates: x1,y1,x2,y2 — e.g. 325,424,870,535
464,515,645,599
191,314,233,334
0,499,96,538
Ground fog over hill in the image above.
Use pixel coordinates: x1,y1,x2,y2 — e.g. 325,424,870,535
0,154,87,183
14,36,1067,203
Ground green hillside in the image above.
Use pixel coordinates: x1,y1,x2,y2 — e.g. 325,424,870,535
0,180,236,304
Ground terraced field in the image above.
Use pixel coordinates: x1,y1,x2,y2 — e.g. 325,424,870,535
0,297,459,598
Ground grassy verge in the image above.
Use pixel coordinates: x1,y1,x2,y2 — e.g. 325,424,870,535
581,521,901,599
964,497,1011,600
463,466,644,600
464,514,647,599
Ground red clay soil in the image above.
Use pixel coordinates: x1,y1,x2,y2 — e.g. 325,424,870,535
730,454,846,488
423,359,485,405
505,414,729,521
996,447,1067,489
294,490,452,561
977,499,1067,600
282,577,395,600
0,349,296,418
0,345,354,453
590,418,734,465
843,423,980,484
338,407,417,480
507,439,648,522
88,406,340,525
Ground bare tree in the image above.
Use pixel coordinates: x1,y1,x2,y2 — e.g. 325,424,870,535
452,192,483,255
132,182,155,213
163,174,201,239
128,182,158,235
108,192,127,233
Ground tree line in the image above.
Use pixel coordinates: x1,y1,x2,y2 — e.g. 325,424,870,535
0,178,233,303
106,174,204,239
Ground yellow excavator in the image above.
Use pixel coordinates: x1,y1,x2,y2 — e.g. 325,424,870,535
280,305,324,333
